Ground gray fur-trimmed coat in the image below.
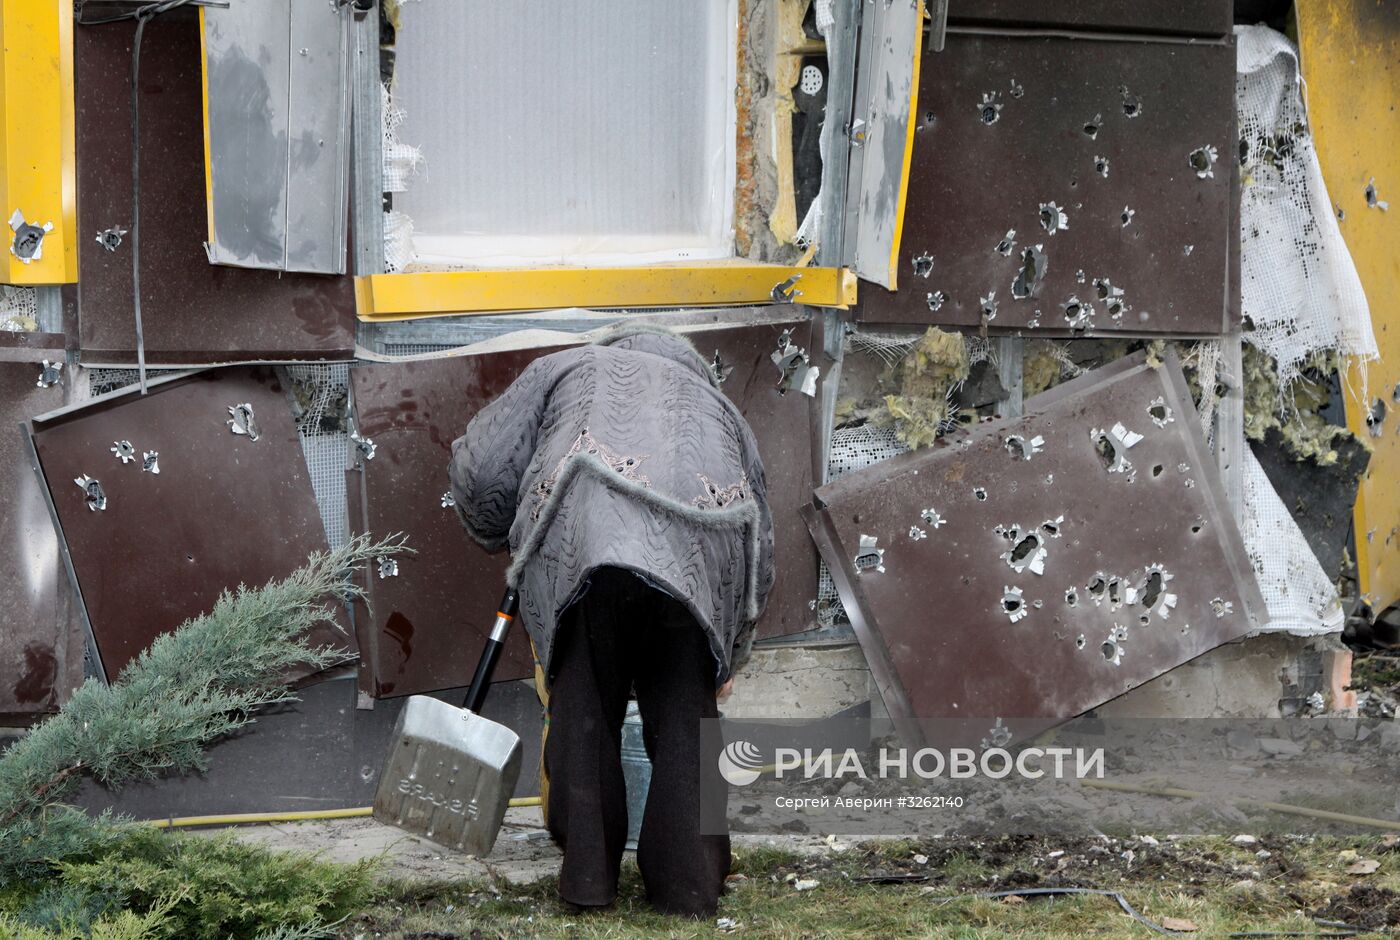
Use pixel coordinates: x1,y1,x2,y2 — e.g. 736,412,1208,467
449,327,775,685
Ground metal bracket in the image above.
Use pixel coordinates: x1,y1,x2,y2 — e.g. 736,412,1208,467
927,0,950,52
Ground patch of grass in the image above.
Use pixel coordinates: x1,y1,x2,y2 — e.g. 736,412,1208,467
1353,653,1400,693
337,834,1400,939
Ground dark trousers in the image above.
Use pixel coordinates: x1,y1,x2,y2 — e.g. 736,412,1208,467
544,567,731,916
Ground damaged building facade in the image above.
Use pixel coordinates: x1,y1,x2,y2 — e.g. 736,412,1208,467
0,0,1395,820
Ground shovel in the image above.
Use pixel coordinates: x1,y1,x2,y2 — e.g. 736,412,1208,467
373,588,523,856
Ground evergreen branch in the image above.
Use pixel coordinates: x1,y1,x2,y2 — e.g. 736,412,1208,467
0,534,407,883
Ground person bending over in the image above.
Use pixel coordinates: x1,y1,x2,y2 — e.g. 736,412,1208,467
449,325,774,916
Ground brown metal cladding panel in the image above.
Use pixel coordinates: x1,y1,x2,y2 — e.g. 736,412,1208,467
0,362,83,715
352,321,821,698
73,13,355,365
945,1,1231,38
808,352,1266,749
29,367,349,679
710,321,822,639
860,35,1234,336
351,349,557,697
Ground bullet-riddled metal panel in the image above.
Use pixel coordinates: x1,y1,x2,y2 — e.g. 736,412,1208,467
945,1,1231,38
0,355,83,716
806,352,1266,750
843,0,922,288
350,348,559,697
28,367,349,682
200,1,350,274
352,320,822,698
861,34,1235,335
74,13,355,365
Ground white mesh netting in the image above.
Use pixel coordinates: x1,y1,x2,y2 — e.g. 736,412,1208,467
1239,448,1343,635
1234,25,1360,636
382,84,424,194
1235,25,1377,388
285,363,351,549
0,285,39,332
384,209,416,272
814,422,913,626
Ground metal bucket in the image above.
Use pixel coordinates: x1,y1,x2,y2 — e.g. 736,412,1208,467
620,700,651,851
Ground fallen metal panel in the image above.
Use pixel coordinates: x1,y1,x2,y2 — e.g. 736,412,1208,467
351,320,822,698
200,1,351,274
859,34,1235,336
73,12,356,365
806,351,1267,749
74,674,542,817
0,358,83,717
27,366,348,682
945,1,1231,38
842,0,921,288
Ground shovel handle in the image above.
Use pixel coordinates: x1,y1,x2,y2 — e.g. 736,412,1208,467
463,588,519,713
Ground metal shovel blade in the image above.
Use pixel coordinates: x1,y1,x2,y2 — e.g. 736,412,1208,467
373,695,522,856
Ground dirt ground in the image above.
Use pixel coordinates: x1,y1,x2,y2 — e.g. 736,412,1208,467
221,816,1400,937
